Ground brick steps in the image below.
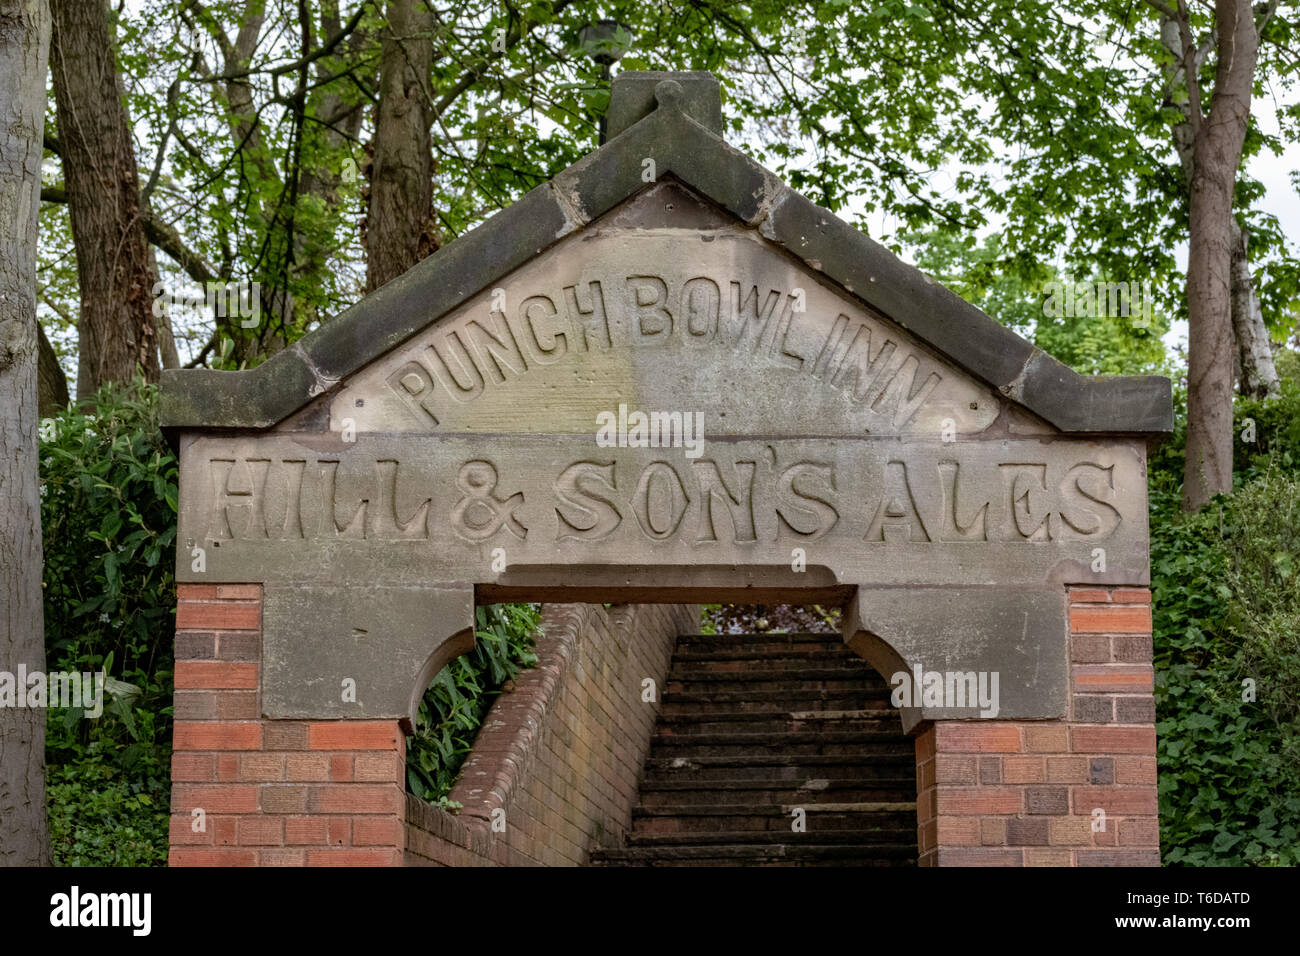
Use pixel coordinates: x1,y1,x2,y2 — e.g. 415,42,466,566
590,628,918,867
670,671,883,686
649,735,911,758
636,785,915,807
675,632,836,646
671,645,855,663
627,827,914,846
666,676,885,695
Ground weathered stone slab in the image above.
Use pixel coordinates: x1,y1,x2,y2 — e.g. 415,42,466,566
606,71,723,139
176,433,1149,590
262,585,473,725
845,588,1068,725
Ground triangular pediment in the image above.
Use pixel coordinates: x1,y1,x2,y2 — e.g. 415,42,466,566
321,182,1026,440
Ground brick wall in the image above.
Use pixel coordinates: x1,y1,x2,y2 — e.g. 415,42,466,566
405,602,697,866
169,582,1159,867
914,586,1159,866
169,584,407,866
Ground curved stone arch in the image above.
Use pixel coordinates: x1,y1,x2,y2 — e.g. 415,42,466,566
404,622,476,736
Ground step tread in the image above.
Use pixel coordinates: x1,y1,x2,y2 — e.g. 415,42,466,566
651,730,905,745
646,755,911,765
646,752,914,768
668,666,879,679
590,844,917,861
658,717,896,729
676,632,839,642
664,689,886,702
634,801,915,816
626,829,915,847
671,647,856,663
660,709,897,722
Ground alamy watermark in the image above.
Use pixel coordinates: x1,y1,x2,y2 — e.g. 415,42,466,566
595,403,705,458
50,886,150,936
1042,279,1154,329
889,663,1000,718
152,279,261,329
0,667,104,718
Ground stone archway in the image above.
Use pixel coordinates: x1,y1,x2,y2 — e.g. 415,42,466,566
164,71,1167,867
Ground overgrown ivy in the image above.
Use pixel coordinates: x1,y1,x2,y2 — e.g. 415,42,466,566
1149,355,1300,865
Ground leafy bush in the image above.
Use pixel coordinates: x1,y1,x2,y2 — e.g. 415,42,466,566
46,741,169,867
1150,483,1300,865
1150,355,1300,866
1219,469,1300,779
40,379,177,865
405,604,541,806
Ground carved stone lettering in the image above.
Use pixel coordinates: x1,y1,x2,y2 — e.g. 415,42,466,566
178,435,1149,589
330,233,1004,438
451,461,526,541
774,462,838,539
554,460,621,541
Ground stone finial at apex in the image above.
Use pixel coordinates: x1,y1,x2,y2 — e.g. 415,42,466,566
605,70,724,139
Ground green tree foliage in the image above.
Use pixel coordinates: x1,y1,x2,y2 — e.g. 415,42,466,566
903,228,1171,375
41,1,1299,376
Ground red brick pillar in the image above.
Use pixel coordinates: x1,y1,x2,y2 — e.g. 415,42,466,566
915,586,1160,866
169,584,407,866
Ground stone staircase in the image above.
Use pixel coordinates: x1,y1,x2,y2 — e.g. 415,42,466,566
590,631,918,866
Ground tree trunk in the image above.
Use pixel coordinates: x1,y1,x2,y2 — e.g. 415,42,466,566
1229,220,1280,399
0,0,52,867
49,0,159,400
1183,0,1258,512
37,319,69,415
366,0,435,292
1159,10,1278,407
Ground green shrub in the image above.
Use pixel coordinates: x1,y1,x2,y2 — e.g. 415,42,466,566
405,604,541,806
46,741,169,867
1148,351,1300,867
1151,471,1300,866
40,379,177,865
1219,468,1300,779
